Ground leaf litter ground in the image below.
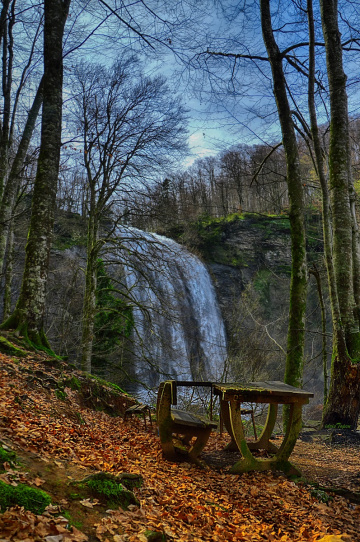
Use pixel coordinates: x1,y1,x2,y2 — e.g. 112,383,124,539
0,352,359,541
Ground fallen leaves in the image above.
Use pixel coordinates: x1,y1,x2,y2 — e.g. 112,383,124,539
0,352,360,541
0,506,88,541
80,498,100,508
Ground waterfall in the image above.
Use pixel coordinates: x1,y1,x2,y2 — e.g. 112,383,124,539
114,227,227,395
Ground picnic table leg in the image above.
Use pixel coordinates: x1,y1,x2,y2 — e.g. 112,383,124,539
273,402,303,469
228,399,302,476
220,399,239,451
228,399,260,469
247,403,279,454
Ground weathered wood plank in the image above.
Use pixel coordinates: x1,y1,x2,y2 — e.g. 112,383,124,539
171,409,217,429
214,380,314,404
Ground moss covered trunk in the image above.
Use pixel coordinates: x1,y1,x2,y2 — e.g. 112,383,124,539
0,0,70,349
320,0,360,428
260,0,308,395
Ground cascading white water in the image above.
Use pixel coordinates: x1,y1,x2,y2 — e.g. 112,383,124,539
115,227,227,395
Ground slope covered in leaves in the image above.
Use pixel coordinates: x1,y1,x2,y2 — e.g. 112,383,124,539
0,352,359,541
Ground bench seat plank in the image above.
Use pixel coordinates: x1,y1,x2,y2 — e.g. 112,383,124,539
171,408,217,429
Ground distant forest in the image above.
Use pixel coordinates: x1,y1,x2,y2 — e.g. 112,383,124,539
56,117,360,236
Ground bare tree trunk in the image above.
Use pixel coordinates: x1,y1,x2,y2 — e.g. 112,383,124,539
310,266,328,404
81,207,98,373
320,0,360,428
3,220,14,320
0,0,11,200
260,0,308,397
0,0,70,349
0,79,43,278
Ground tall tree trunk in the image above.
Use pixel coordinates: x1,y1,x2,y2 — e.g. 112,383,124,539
320,0,360,427
0,78,43,278
0,0,11,201
3,219,14,320
81,207,98,373
260,0,308,398
307,0,339,408
0,0,70,349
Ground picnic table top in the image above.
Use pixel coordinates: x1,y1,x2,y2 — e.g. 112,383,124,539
213,380,314,403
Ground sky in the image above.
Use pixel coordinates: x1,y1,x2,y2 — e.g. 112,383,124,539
61,0,360,170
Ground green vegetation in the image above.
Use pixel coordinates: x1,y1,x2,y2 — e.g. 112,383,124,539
144,530,166,541
86,373,127,395
74,472,143,510
53,211,87,250
64,376,82,391
62,510,83,530
0,480,51,514
0,335,27,357
55,389,67,400
0,446,16,470
92,259,134,378
310,487,332,504
169,212,294,269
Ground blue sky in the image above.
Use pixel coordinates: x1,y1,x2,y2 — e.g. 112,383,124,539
61,0,360,169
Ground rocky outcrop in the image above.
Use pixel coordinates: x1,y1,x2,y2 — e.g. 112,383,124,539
203,214,292,315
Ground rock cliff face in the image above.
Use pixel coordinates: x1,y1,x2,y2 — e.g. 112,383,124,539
203,215,292,315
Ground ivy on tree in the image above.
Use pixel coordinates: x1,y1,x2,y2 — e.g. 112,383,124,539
92,259,134,378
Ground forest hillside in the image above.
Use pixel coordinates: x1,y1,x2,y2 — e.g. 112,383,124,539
0,349,359,541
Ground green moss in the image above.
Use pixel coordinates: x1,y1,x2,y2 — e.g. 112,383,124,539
0,336,27,357
310,487,332,503
0,447,16,470
64,376,82,391
0,480,51,514
53,211,87,250
144,530,166,541
80,472,141,510
55,389,67,400
62,510,83,530
75,412,86,425
86,373,127,395
347,330,360,360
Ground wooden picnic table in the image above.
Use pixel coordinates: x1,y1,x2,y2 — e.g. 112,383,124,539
213,380,314,476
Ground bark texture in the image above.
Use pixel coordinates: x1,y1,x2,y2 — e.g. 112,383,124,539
320,0,360,428
260,0,308,394
1,0,70,347
81,205,99,372
0,79,43,278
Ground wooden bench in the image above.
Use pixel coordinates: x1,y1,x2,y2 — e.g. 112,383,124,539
157,380,217,464
124,403,152,429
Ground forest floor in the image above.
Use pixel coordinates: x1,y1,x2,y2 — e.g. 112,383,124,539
0,351,359,542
